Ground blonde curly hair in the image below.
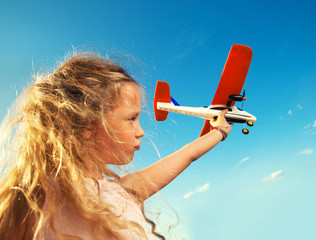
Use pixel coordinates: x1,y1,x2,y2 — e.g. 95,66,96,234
0,53,164,240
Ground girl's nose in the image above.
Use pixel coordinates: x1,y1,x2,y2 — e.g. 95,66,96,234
137,124,145,138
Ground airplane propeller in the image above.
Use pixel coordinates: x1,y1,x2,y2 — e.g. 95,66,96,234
241,89,246,109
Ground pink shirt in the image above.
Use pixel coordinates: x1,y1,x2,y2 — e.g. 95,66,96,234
38,178,155,240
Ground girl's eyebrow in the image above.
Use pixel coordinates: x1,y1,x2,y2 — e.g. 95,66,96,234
132,111,141,117
126,110,140,117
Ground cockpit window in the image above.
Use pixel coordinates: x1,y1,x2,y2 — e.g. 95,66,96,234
209,107,232,111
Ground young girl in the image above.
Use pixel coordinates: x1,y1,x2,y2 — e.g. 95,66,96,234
0,53,231,240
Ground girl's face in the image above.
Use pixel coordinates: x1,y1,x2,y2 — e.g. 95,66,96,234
93,83,145,165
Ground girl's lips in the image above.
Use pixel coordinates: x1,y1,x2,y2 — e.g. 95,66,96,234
135,145,141,150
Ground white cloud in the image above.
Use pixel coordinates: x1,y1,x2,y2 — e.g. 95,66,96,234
299,148,314,155
183,192,194,199
313,120,316,127
297,104,303,109
288,110,292,115
183,182,210,199
262,170,285,183
195,183,210,193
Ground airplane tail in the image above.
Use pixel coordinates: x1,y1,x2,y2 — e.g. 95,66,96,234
153,81,170,121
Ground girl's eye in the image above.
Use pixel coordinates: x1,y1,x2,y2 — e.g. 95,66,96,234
128,113,140,121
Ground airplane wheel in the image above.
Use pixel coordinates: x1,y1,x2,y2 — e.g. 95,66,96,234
247,121,254,127
242,128,249,135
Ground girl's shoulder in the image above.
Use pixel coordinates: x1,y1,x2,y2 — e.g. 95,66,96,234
97,177,130,200
97,177,143,219
98,178,155,240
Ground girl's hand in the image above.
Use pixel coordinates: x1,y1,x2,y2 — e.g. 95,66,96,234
210,109,232,135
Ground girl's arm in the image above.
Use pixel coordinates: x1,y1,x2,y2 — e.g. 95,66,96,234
121,110,231,201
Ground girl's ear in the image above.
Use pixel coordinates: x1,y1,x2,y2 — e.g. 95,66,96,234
82,129,92,140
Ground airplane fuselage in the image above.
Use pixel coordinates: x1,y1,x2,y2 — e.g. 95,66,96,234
157,102,257,124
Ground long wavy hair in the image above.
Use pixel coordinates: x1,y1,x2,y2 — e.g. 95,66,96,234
0,53,164,239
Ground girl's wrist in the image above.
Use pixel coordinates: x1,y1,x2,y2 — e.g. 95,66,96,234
210,126,228,141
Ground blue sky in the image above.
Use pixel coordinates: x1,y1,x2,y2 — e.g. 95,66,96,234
1,1,316,239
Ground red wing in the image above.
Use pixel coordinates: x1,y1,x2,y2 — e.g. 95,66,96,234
200,120,211,137
212,44,252,105
200,45,253,137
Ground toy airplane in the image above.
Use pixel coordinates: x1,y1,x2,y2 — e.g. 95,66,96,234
153,44,257,136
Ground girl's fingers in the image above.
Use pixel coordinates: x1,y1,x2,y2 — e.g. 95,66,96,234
209,109,232,135
218,109,228,121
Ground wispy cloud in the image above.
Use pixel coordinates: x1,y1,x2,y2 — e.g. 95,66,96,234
303,120,316,129
303,120,316,135
282,106,303,120
262,170,285,183
304,124,311,129
170,29,207,62
234,157,250,168
183,182,210,199
299,148,314,155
